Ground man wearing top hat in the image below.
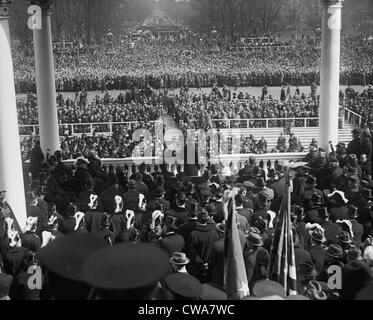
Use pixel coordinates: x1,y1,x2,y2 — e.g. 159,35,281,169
346,204,364,245
177,204,199,244
165,192,189,227
211,187,226,223
147,186,170,213
187,210,219,282
267,169,285,213
300,176,323,211
158,216,185,257
347,128,362,156
234,194,252,224
305,193,325,224
99,176,124,214
319,207,340,243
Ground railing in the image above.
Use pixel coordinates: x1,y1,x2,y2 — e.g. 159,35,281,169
59,152,307,178
344,108,364,128
229,45,293,52
207,117,321,129
18,120,162,137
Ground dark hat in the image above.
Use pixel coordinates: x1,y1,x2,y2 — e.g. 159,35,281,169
362,188,373,200
127,179,136,188
177,192,187,202
318,207,329,218
0,273,13,299
111,176,119,185
347,204,359,219
268,168,277,178
247,231,264,247
38,233,108,282
299,261,318,278
155,186,166,197
347,245,362,261
352,128,362,135
198,209,210,222
309,228,326,243
337,231,352,244
305,176,317,185
82,244,170,293
205,204,217,216
20,232,41,252
326,244,343,259
201,283,228,300
256,177,266,187
165,273,202,299
169,252,190,265
164,216,178,230
253,280,286,298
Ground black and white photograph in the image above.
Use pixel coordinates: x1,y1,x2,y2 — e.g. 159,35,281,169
0,0,373,306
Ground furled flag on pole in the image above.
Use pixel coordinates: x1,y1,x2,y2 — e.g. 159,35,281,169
268,165,298,296
224,194,250,299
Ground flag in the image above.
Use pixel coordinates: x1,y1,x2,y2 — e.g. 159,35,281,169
224,196,250,299
268,167,297,295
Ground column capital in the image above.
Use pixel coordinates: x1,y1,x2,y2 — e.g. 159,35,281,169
321,0,344,7
27,0,53,14
0,0,12,18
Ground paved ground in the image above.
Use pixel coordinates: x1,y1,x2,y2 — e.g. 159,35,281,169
16,85,367,101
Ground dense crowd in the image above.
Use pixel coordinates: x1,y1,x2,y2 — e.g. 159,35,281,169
1,126,373,300
17,89,163,126
168,86,321,130
18,85,373,160
12,35,373,94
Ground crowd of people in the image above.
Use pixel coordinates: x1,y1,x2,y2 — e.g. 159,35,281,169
1,125,373,300
12,35,373,94
169,85,321,130
17,84,373,160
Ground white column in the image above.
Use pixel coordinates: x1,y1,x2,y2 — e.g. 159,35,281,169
0,2,27,229
32,1,60,154
319,0,343,152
